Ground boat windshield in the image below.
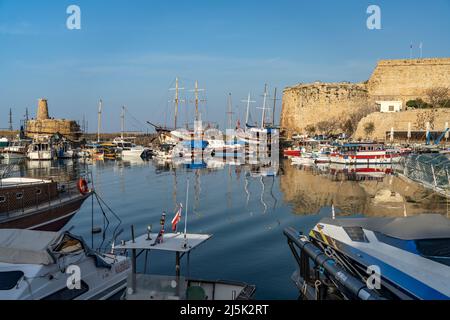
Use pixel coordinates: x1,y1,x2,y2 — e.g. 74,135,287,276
416,238,450,266
0,271,24,291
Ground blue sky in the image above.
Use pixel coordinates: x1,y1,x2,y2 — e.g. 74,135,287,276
1,0,449,131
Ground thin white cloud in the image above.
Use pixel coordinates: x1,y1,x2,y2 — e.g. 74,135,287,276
0,22,36,35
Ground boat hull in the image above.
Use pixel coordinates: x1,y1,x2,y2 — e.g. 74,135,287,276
27,151,54,161
0,193,91,232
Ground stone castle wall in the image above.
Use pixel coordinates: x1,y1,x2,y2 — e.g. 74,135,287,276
281,82,369,136
368,58,450,103
281,58,450,137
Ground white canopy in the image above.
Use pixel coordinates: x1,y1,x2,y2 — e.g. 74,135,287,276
115,233,212,253
0,229,59,265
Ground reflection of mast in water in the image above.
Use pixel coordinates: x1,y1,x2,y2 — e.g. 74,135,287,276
260,176,267,214
227,165,232,210
269,175,278,210
172,168,178,209
244,173,250,207
194,169,201,212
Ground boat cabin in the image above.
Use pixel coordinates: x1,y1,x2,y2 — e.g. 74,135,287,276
339,142,386,153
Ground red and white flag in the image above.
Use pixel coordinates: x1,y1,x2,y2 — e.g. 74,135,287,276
171,204,182,232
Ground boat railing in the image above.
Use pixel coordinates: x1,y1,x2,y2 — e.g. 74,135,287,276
0,178,86,218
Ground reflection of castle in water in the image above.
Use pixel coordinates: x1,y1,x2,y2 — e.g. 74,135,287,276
281,160,448,217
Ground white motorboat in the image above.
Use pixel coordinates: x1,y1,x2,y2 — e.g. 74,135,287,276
1,139,29,160
0,229,131,300
112,138,149,159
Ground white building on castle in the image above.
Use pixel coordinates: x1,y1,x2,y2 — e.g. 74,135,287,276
377,101,403,113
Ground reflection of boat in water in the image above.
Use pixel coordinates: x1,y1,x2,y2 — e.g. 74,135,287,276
329,164,393,179
0,177,92,231
291,156,315,166
285,214,450,300
0,229,130,300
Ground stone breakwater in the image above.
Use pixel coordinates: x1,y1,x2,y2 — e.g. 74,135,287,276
281,58,450,137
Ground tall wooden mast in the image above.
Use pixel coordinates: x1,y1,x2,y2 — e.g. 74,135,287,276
174,77,179,129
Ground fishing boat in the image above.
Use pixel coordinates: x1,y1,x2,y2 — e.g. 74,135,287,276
1,139,30,160
99,143,120,160
0,229,131,300
330,142,402,165
56,140,77,159
27,136,56,161
0,176,92,231
284,214,450,300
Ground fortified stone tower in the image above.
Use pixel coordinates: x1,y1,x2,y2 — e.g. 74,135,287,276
37,98,50,120
26,98,81,140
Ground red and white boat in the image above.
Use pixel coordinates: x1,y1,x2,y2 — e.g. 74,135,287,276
283,148,301,157
330,142,403,165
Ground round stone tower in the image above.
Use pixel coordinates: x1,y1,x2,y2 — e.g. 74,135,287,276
37,98,49,120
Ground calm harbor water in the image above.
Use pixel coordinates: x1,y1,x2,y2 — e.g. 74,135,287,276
2,157,449,299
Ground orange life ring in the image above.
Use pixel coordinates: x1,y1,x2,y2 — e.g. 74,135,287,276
77,178,89,195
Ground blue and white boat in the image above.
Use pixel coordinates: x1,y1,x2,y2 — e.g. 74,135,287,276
285,214,450,300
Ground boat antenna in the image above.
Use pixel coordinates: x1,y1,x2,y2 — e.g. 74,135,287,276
183,178,190,248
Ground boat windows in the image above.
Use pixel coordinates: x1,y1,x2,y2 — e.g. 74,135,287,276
53,234,84,255
16,193,23,200
415,238,450,266
343,227,369,243
0,271,24,291
36,189,42,195
42,281,89,300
